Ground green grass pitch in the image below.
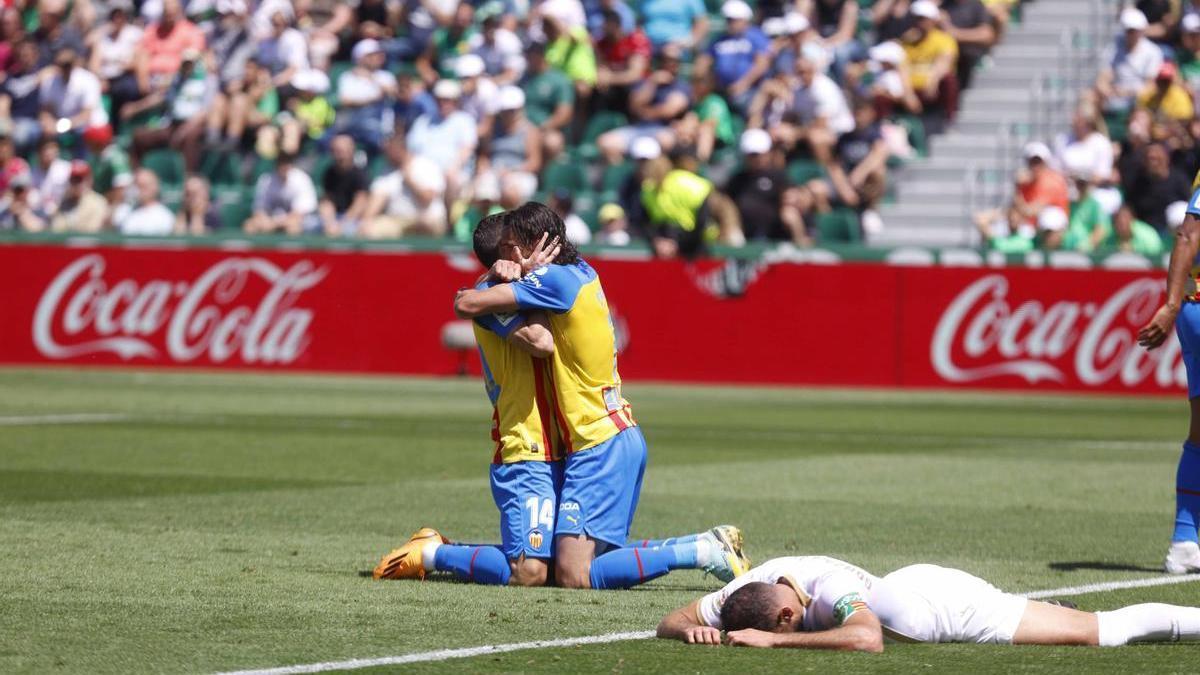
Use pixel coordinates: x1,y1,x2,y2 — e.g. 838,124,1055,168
2,367,1200,673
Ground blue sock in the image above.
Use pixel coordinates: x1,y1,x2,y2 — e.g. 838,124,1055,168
588,543,699,589
630,533,701,548
433,545,511,585
1174,442,1200,543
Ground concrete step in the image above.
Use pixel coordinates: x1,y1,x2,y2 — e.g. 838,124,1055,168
881,201,971,219
869,222,974,247
895,180,969,199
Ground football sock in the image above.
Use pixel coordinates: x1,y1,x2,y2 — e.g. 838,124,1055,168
629,533,702,548
588,539,711,589
1096,604,1200,645
424,543,512,586
1172,441,1200,543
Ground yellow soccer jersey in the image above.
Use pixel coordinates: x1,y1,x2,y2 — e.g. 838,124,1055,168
510,260,636,453
473,301,564,464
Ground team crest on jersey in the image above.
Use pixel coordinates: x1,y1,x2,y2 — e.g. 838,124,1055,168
528,529,544,550
832,593,868,624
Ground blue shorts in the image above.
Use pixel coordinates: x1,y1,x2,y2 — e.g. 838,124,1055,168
1178,303,1200,399
556,427,648,549
490,460,564,561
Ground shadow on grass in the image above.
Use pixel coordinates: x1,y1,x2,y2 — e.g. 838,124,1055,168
1048,561,1163,573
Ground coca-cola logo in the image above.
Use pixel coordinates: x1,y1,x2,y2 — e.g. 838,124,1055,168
932,274,1185,389
33,254,327,364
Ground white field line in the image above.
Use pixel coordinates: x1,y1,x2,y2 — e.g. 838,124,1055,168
0,413,132,426
214,574,1200,675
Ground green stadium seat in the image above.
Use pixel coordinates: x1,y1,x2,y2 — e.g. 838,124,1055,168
893,114,928,158
814,208,862,243
600,161,635,192
573,190,600,230
541,159,587,193
581,111,628,145
142,149,185,187
200,151,241,187
215,185,253,230
249,156,276,184
787,158,825,185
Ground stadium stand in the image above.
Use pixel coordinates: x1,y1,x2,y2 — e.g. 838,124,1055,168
0,0,1067,256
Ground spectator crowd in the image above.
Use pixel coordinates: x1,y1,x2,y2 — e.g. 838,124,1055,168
976,4,1200,257
0,0,1011,256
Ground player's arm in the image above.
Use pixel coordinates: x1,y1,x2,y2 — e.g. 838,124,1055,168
454,284,519,319
507,311,555,358
726,609,884,653
1139,210,1200,349
657,600,722,645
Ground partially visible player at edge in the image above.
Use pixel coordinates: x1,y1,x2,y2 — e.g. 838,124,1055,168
375,210,747,588
454,202,751,589
1139,169,1200,574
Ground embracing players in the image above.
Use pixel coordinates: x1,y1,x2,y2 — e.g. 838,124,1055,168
1138,170,1200,574
374,205,749,588
658,555,1200,650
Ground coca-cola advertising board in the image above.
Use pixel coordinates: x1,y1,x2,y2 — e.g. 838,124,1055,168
0,244,1185,395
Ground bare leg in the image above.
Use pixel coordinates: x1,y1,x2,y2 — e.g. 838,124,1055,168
1012,600,1098,646
509,556,549,587
554,534,597,589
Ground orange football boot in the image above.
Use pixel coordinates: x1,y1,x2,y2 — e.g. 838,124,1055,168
373,527,450,580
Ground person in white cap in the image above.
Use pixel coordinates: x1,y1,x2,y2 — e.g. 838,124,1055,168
900,0,959,125
476,85,541,204
1180,14,1200,90
407,79,477,208
1096,8,1163,111
867,40,919,116
695,0,772,110
1014,141,1069,228
455,54,500,134
333,38,398,153
724,128,811,245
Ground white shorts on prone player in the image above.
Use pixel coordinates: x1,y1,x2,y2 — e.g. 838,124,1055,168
873,564,1029,644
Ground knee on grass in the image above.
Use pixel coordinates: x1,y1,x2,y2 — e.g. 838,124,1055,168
509,558,549,587
554,561,592,589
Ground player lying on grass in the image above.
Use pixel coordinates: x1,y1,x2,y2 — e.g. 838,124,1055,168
440,202,753,590
373,211,748,588
1138,170,1200,574
658,556,1200,650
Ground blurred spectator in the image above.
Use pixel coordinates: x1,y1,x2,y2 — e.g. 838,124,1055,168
319,135,369,236
407,79,478,204
616,136,661,236
275,69,334,156
258,10,309,94
394,71,438,130
1136,0,1178,43
456,54,499,138
1137,62,1195,122
521,41,574,161
939,0,995,90
1052,106,1114,185
901,0,959,125
33,0,86,69
128,50,215,172
976,205,1067,253
809,0,862,74
725,128,809,244
83,125,133,208
245,152,319,234
118,169,174,235
1014,142,1069,227
174,175,220,234
87,3,143,131
672,70,735,163
0,124,31,194
549,189,592,244
750,57,852,160
639,155,743,258
50,161,108,233
1062,164,1111,252
361,135,447,238
806,99,890,235
1,39,43,153
0,173,46,232
209,57,279,152
586,0,636,38
542,5,598,103
332,39,397,154
1180,14,1200,91
31,137,70,217
136,0,206,94
696,1,772,111
1123,142,1191,231
867,41,920,118
39,47,108,139
1101,203,1164,255
207,0,255,89
598,44,691,164
419,3,476,84
0,8,23,73
468,8,526,85
769,12,830,78
595,8,652,114
873,0,916,43
1096,8,1162,113
595,202,632,245
476,85,541,204
638,0,709,50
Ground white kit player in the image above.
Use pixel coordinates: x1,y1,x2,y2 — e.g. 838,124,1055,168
657,556,1200,650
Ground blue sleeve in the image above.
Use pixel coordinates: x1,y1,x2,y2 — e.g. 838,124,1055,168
750,29,770,52
1189,186,1200,217
511,265,583,313
472,280,524,338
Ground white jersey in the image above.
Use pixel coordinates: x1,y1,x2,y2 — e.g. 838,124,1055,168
699,557,1029,645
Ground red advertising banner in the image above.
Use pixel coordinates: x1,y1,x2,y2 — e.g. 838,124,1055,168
0,244,1184,395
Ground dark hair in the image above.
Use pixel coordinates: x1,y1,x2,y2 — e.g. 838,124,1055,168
720,583,783,633
601,9,621,24
473,211,507,268
505,201,580,265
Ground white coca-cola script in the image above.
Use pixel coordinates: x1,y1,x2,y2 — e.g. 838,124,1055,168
33,254,327,364
931,274,1186,389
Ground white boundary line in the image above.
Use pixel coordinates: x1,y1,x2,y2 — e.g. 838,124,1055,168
214,574,1200,675
0,413,132,426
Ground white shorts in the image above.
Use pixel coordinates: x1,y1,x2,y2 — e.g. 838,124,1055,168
872,564,1028,644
